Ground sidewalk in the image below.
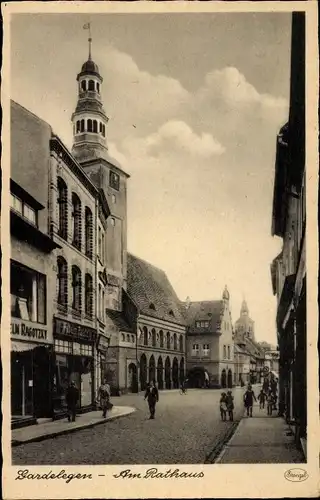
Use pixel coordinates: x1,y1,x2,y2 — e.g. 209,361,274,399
216,413,306,463
12,406,136,447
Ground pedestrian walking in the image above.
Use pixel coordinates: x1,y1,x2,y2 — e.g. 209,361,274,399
98,378,111,418
267,390,275,416
257,389,266,409
144,380,159,419
243,384,257,417
226,390,234,421
262,378,269,394
220,392,228,421
66,381,79,422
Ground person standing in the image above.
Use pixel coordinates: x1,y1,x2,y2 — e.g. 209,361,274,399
257,389,266,409
226,390,234,421
243,384,257,417
267,390,275,416
66,381,79,422
144,380,159,419
220,392,227,421
98,378,111,418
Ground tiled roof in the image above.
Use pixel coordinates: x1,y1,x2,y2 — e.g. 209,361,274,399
127,253,186,326
244,338,265,359
185,300,224,334
105,309,134,333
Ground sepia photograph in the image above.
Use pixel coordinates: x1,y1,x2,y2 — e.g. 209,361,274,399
1,1,318,498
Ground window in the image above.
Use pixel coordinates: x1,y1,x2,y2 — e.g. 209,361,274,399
71,266,82,312
127,334,130,343
88,79,95,91
131,335,135,343
11,194,37,226
159,330,164,348
97,82,100,93
179,335,183,352
98,227,102,260
227,345,231,359
203,344,210,357
54,339,72,354
81,80,86,92
93,120,98,133
99,122,102,133
76,120,81,133
166,332,170,349
143,326,148,346
87,119,93,132
192,344,199,355
11,261,46,324
71,193,82,250
149,303,156,310
223,345,227,359
57,257,68,310
80,344,92,356
85,207,93,258
98,284,101,319
121,334,125,341
101,232,105,264
109,171,120,191
80,119,85,132
169,310,175,317
85,274,93,318
173,333,177,350
152,328,156,347
57,177,68,240
111,194,116,204
102,124,106,137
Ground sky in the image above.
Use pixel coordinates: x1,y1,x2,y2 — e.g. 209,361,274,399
10,12,292,344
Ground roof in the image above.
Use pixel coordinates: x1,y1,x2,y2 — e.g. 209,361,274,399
185,300,224,334
127,253,186,326
105,309,134,333
244,338,265,360
82,59,100,74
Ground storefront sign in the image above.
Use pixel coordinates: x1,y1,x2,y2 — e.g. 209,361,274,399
97,334,110,352
11,318,49,342
54,318,96,343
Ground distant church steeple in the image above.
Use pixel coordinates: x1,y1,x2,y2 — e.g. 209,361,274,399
71,23,109,163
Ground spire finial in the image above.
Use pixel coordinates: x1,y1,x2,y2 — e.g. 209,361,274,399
83,22,92,60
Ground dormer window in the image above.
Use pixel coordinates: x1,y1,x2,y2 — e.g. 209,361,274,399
149,303,156,310
169,310,174,317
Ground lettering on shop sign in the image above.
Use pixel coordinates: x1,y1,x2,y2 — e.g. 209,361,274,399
113,468,205,479
54,318,96,343
11,322,47,340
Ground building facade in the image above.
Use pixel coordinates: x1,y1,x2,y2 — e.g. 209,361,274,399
185,287,235,388
271,13,306,453
10,102,59,424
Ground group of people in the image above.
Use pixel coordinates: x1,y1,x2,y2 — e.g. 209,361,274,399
257,377,278,415
219,391,234,421
65,378,112,422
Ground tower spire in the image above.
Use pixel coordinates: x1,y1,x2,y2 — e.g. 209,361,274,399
83,22,92,60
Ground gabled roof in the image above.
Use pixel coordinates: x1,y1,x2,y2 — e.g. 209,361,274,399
185,300,224,334
127,253,186,326
244,338,265,360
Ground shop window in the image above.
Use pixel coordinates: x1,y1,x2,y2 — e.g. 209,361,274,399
179,334,183,352
72,266,82,312
159,330,164,348
54,339,72,354
88,79,95,91
166,332,170,349
173,333,177,350
71,192,82,250
85,274,93,318
109,171,120,191
11,260,46,324
57,177,68,240
80,344,92,356
85,207,93,258
143,326,148,346
57,257,68,310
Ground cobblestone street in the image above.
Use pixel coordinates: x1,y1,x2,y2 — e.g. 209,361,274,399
12,388,246,465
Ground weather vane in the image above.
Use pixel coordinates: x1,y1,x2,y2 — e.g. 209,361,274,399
83,22,92,60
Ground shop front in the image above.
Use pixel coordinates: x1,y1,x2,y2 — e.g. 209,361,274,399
96,333,110,389
53,317,96,414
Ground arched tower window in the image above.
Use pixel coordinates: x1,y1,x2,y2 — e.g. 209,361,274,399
72,266,82,312
159,330,164,348
57,257,68,309
85,273,93,318
93,120,98,133
87,119,93,132
173,333,178,350
179,334,183,352
166,332,170,350
81,80,87,92
71,193,82,250
143,326,148,346
99,122,102,133
97,82,100,93
80,119,85,133
88,80,95,91
102,124,106,137
76,121,81,133
85,207,93,258
57,177,68,240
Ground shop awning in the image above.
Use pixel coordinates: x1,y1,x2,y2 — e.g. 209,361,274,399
11,341,38,352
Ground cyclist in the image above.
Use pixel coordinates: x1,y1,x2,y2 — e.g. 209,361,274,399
180,378,188,394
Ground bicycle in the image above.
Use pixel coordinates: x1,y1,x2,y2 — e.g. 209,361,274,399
179,387,187,395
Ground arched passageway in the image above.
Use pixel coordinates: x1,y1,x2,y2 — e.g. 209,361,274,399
165,357,171,390
157,357,164,390
149,355,156,384
221,369,227,388
187,366,205,388
227,369,233,388
172,357,179,389
140,354,147,391
128,363,138,393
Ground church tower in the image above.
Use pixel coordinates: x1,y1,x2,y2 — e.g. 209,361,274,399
71,27,129,308
234,298,255,341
